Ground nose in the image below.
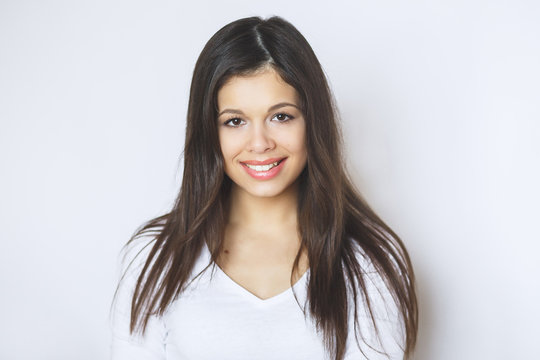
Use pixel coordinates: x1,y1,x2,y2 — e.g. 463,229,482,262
247,122,275,153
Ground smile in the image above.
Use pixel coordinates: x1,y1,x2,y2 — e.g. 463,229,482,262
240,158,287,179
244,161,281,172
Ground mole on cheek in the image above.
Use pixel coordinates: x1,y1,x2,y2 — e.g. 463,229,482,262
224,249,229,254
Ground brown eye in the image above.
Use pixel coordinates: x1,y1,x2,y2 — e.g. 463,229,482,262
272,113,293,122
224,118,245,127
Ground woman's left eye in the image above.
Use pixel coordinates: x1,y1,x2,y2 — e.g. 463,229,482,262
272,113,294,122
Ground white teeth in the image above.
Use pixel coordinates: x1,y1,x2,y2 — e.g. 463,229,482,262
245,161,279,172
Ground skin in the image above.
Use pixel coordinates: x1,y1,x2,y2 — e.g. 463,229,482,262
216,67,309,300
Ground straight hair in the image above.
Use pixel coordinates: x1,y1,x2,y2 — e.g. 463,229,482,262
115,16,418,360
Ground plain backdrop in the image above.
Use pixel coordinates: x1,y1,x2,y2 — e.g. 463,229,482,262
1,1,539,359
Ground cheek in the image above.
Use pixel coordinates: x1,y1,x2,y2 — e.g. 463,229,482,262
218,131,241,162
282,125,307,155
218,131,231,157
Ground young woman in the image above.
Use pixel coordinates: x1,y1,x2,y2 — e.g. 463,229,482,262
111,16,418,360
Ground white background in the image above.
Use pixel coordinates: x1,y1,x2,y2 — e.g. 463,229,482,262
1,1,539,359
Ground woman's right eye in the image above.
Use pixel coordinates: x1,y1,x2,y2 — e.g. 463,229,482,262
224,118,245,127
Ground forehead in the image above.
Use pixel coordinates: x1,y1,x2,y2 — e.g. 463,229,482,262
217,68,299,111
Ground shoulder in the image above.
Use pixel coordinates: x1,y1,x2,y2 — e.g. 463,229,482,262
111,238,213,328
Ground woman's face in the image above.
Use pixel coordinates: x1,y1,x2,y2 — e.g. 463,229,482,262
217,67,307,199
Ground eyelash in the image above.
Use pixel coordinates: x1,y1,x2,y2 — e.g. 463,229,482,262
223,113,295,127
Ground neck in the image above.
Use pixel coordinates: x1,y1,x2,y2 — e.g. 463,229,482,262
227,182,299,231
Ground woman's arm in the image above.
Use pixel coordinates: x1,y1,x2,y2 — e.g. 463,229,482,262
344,251,406,360
110,245,167,360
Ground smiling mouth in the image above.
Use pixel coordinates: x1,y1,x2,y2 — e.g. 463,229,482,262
241,158,286,172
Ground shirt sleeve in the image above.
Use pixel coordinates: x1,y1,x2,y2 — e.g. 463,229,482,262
344,254,406,360
110,245,168,360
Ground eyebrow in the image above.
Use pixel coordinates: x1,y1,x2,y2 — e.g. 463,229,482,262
217,102,301,117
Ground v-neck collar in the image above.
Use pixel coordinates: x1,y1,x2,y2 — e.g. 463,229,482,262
202,242,310,307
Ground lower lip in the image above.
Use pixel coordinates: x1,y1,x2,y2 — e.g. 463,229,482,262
241,159,287,180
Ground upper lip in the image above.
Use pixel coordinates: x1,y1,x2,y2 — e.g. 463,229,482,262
240,157,286,165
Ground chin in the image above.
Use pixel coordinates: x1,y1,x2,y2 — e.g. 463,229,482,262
245,186,287,198
233,181,292,199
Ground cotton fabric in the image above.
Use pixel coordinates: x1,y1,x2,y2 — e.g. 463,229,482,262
110,242,404,360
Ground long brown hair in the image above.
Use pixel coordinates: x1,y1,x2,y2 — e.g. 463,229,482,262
116,16,417,360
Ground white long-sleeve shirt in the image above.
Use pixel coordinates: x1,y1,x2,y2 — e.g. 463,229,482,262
110,242,404,360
